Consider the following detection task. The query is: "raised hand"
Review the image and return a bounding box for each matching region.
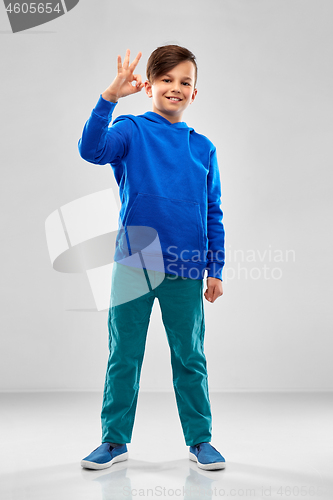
[102,49,144,102]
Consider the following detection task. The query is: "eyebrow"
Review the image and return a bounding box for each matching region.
[163,74,193,81]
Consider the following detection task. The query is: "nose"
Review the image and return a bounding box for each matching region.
[171,82,181,93]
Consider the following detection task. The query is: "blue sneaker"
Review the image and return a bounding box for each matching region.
[81,443,128,470]
[189,442,226,470]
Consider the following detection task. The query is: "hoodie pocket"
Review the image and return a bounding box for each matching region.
[124,192,205,260]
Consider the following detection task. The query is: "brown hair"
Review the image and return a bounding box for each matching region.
[146,44,198,88]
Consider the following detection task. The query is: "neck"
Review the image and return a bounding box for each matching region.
[151,106,183,124]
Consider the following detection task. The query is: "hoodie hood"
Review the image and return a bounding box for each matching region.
[138,111,194,131]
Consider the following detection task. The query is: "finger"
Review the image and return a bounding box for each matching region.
[128,78,143,94]
[132,83,144,93]
[212,288,219,303]
[123,48,130,69]
[117,54,122,73]
[129,51,142,73]
[205,285,215,302]
[130,52,142,71]
[133,74,142,86]
[134,82,144,92]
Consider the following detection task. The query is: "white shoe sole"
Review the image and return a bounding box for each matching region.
[189,451,226,470]
[81,451,129,470]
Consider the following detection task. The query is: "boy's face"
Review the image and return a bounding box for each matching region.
[144,61,197,124]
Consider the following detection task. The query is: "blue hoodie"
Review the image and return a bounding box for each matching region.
[78,95,225,281]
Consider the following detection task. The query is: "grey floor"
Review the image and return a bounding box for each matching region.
[0,392,332,500]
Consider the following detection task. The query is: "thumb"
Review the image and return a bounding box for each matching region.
[132,74,144,91]
[204,288,213,302]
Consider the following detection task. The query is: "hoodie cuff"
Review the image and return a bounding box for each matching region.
[92,94,118,121]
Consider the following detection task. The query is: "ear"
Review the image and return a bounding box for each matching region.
[190,88,198,104]
[144,80,153,98]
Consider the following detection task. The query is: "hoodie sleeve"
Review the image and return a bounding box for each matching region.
[206,147,225,281]
[78,95,133,165]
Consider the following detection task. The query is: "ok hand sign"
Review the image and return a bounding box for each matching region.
[102,49,144,102]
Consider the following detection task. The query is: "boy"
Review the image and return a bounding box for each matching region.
[78,45,226,471]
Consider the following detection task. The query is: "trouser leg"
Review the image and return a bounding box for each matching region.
[101,262,155,444]
[155,273,212,446]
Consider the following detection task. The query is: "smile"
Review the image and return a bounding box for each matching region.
[166,97,182,101]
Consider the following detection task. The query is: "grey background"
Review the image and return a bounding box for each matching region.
[1,0,332,392]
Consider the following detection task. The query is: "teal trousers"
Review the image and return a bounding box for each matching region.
[101,261,212,446]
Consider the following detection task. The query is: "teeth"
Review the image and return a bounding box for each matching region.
[168,98,180,101]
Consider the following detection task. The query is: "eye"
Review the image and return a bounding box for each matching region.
[162,79,190,85]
